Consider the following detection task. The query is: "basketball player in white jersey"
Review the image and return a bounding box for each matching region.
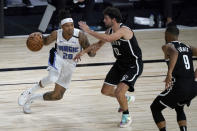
[18,15,96,114]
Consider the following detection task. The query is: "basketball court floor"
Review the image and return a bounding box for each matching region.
[0,28,196,131]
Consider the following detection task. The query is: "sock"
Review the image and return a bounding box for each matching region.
[123,110,129,114]
[30,93,44,101]
[29,83,41,93]
[180,126,187,131]
[160,127,166,131]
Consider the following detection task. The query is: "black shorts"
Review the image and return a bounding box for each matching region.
[104,60,143,92]
[153,78,197,109]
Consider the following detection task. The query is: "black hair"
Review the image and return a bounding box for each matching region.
[103,7,122,23]
[166,26,179,36]
[58,9,72,23]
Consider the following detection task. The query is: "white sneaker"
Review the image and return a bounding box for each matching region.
[23,100,32,114]
[118,96,135,112]
[119,114,132,128]
[18,89,32,106]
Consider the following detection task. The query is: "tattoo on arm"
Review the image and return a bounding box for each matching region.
[43,30,57,46]
[79,31,96,57]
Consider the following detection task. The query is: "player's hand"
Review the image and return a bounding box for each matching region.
[29,32,43,39]
[73,51,85,62]
[78,21,90,33]
[164,73,172,89]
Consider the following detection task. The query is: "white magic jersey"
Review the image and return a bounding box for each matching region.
[46,28,81,89]
[56,28,81,65]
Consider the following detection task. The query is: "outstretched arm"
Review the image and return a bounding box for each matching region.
[73,40,105,62]
[162,44,178,89]
[78,21,127,42]
[78,31,96,57]
[29,31,57,46]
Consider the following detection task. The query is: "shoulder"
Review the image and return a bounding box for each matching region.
[119,24,133,36]
[119,25,133,40]
[73,28,80,37]
[162,43,174,51]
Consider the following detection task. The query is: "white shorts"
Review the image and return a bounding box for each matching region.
[47,53,76,89]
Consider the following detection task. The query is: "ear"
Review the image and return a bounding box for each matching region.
[112,18,117,23]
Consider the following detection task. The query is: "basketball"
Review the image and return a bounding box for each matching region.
[26,34,44,52]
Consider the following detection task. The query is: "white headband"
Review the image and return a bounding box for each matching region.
[61,18,73,25]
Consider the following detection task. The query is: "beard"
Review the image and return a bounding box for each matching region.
[105,22,113,28]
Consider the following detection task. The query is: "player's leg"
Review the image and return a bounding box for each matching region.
[23,83,66,114]
[18,75,53,106]
[150,96,166,131]
[117,63,142,128]
[29,83,66,102]
[101,83,116,97]
[175,105,187,131]
[115,82,132,128]
[101,62,120,97]
[43,83,66,100]
[115,83,129,112]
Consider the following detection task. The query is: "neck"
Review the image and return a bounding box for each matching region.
[171,38,178,42]
[112,22,121,32]
[62,31,72,40]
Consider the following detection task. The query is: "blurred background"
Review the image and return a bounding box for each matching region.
[1,0,197,36]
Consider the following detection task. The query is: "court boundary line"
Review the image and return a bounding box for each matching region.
[0,58,196,72]
[0,75,166,86]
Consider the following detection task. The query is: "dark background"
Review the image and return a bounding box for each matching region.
[2,0,197,36]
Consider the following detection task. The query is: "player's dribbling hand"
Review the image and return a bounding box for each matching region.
[78,21,90,33]
[164,73,172,89]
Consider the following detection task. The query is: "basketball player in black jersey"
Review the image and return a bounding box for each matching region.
[150,26,197,131]
[74,7,143,128]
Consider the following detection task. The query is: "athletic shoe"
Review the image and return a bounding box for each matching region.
[23,100,32,114]
[119,114,132,128]
[18,89,32,106]
[118,95,135,112]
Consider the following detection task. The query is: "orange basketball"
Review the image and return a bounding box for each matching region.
[26,35,43,52]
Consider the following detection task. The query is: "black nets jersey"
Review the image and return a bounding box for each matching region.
[168,41,194,78]
[108,24,142,65]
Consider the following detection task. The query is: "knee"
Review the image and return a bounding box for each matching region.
[101,87,110,96]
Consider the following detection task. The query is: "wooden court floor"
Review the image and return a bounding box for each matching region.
[0,28,197,131]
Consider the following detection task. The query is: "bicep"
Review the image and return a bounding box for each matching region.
[79,32,90,49]
[167,45,178,56]
[106,29,125,42]
[162,45,169,59]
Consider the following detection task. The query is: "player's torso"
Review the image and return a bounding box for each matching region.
[109,24,142,65]
[56,28,81,64]
[170,41,194,78]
